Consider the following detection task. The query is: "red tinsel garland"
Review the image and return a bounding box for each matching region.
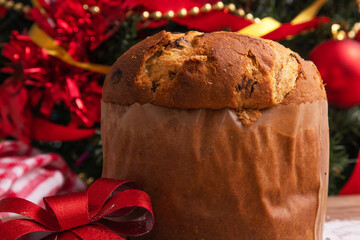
[31,0,128,54]
[0,31,102,142]
[0,0,123,142]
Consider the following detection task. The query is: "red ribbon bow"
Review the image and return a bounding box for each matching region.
[0,178,154,240]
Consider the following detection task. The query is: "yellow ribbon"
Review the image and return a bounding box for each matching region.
[238,17,281,37]
[238,0,327,37]
[291,0,327,24]
[29,24,111,74]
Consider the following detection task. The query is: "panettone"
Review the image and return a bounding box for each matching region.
[101,31,329,240]
[102,31,325,109]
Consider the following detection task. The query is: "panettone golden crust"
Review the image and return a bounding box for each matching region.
[102,31,326,110]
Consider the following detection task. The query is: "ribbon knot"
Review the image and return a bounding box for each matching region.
[44,192,89,231]
[0,178,154,240]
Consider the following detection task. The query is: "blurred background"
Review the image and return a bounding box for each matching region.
[0,0,359,199]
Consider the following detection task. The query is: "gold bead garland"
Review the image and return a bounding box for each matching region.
[82,3,101,13]
[89,6,100,14]
[13,2,23,12]
[235,8,245,17]
[141,11,150,20]
[349,22,360,38]
[151,11,162,20]
[226,3,236,12]
[246,13,254,21]
[83,4,89,10]
[139,1,258,23]
[0,0,357,35]
[0,0,31,14]
[0,0,259,24]
[212,1,224,11]
[331,1,360,40]
[0,0,102,15]
[177,8,187,18]
[164,10,175,19]
[4,0,14,9]
[201,3,212,12]
[332,22,360,40]
[189,6,200,16]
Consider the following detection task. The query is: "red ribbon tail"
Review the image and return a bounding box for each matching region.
[71,224,126,240]
[0,219,55,240]
[262,17,330,41]
[31,118,95,141]
[0,197,59,229]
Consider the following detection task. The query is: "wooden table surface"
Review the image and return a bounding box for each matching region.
[326,195,360,221]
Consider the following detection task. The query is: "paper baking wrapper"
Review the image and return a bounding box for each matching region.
[101,100,329,240]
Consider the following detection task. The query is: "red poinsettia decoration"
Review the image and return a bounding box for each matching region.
[31,0,128,56]
[0,0,129,142]
[0,31,102,142]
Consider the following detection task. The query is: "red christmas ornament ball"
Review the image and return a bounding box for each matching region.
[309,39,360,108]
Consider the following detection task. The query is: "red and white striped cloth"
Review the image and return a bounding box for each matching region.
[0,141,86,219]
